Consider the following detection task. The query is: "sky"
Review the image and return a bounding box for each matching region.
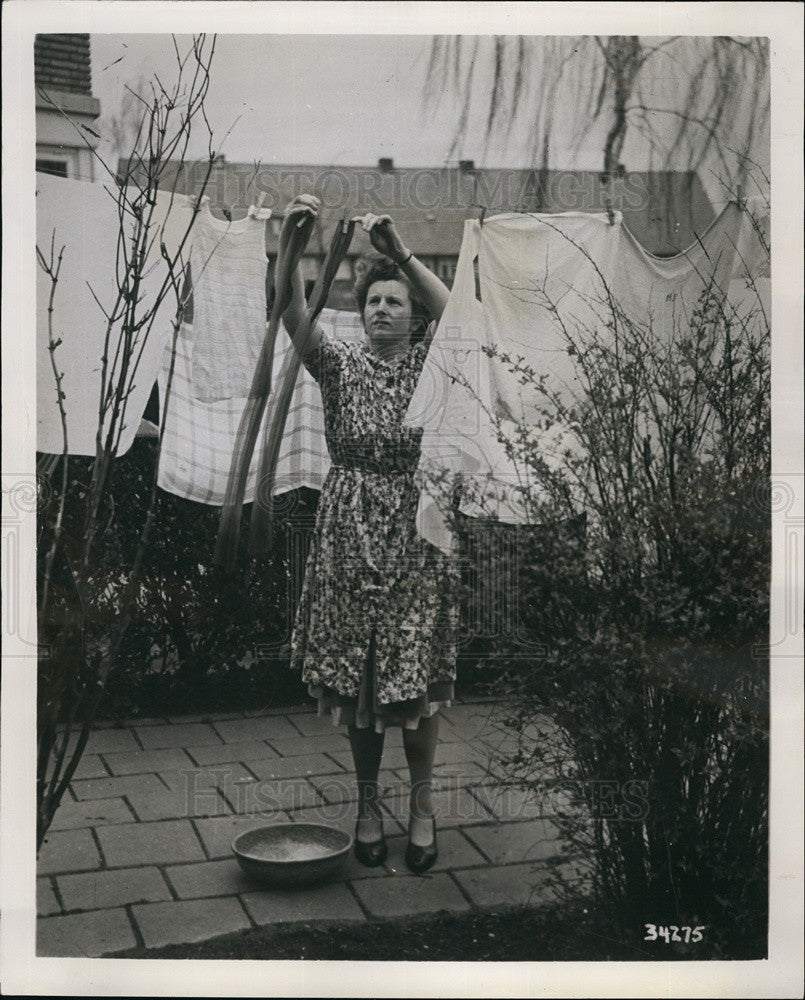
[87,32,770,213]
[90,34,486,168]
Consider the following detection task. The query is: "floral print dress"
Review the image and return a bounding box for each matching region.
[290,327,459,731]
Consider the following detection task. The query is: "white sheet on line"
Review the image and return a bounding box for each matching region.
[406,204,769,553]
[36,174,192,456]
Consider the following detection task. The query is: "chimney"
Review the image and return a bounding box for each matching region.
[378,157,394,173]
[459,159,475,173]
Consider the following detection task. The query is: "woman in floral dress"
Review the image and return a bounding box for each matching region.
[279,194,458,873]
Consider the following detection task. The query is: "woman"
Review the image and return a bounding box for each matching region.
[277,194,458,874]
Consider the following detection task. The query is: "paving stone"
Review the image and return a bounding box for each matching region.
[439,705,513,744]
[62,728,140,756]
[213,716,300,744]
[53,754,109,781]
[165,858,254,899]
[157,761,256,800]
[37,879,61,916]
[247,752,346,782]
[351,871,470,919]
[193,811,293,859]
[267,733,350,758]
[102,747,195,776]
[241,881,365,927]
[327,744,409,772]
[486,721,565,760]
[57,866,171,912]
[473,783,553,822]
[185,740,278,767]
[380,785,496,828]
[292,800,405,838]
[85,729,140,755]
[38,828,102,875]
[96,819,205,868]
[135,722,223,750]
[452,861,561,908]
[309,769,401,806]
[226,776,322,814]
[49,796,135,831]
[125,786,232,823]
[284,712,345,737]
[431,761,497,787]
[70,772,166,802]
[461,818,564,865]
[37,907,136,957]
[433,740,491,767]
[132,896,250,949]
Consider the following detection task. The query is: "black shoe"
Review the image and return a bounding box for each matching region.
[405,815,438,874]
[353,819,387,867]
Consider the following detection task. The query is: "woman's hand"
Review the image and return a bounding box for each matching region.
[280,194,320,253]
[361,213,410,264]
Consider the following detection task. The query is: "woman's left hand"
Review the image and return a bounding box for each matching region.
[361,213,410,265]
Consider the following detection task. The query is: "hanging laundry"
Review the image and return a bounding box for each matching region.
[610,201,750,338]
[722,196,770,337]
[189,197,271,402]
[145,189,199,271]
[36,172,177,457]
[405,203,768,553]
[157,309,363,506]
[477,211,622,424]
[406,220,570,554]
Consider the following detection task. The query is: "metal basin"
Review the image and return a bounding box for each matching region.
[232,823,352,888]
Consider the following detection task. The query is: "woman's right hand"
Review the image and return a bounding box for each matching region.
[279,194,320,252]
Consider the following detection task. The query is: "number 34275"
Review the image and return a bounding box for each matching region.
[644,924,705,943]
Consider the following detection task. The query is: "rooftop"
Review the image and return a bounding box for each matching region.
[127,158,716,259]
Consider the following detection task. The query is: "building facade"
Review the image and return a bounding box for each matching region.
[35,33,100,181]
[140,157,715,309]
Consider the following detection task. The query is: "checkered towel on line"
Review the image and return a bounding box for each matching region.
[157,309,365,505]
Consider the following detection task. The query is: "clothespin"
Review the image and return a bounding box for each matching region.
[605,197,616,226]
[248,190,271,220]
[471,203,487,227]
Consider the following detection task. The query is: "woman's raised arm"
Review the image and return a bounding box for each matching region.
[362,214,450,326]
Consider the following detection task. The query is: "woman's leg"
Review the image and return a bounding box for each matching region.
[348,724,385,841]
[402,714,439,846]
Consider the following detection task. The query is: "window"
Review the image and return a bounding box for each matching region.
[36,158,69,178]
[435,258,457,282]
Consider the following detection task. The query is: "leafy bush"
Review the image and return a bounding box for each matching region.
[435,253,770,956]
[39,441,323,722]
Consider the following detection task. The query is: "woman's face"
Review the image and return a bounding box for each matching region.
[362,279,413,346]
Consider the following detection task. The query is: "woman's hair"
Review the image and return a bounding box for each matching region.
[353,253,431,344]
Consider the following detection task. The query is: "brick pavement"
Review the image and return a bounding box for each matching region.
[36,699,586,957]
